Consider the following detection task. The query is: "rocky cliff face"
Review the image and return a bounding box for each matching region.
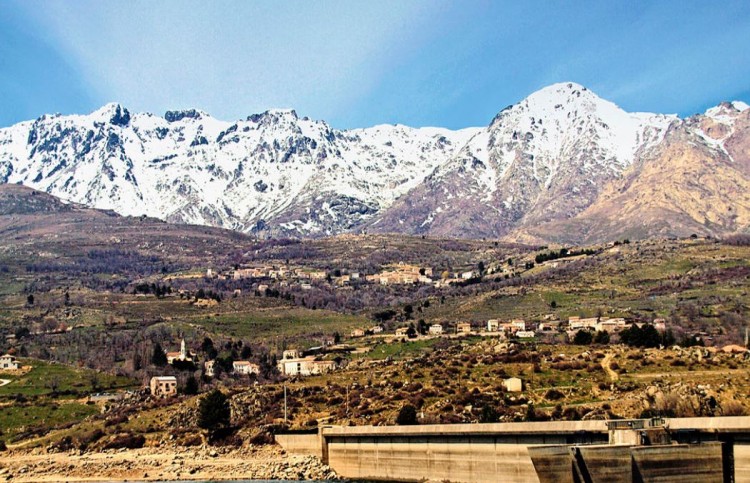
[1,84,748,243]
[510,101,750,244]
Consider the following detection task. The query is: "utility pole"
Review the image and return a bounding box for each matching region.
[346,385,350,417]
[284,385,287,423]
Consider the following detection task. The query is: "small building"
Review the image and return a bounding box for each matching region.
[429,324,444,335]
[461,271,476,280]
[351,328,366,338]
[204,360,215,377]
[150,376,177,397]
[515,330,535,339]
[539,320,562,332]
[395,327,409,337]
[233,360,260,375]
[282,349,302,360]
[0,354,18,370]
[258,284,269,293]
[596,318,627,333]
[511,319,527,331]
[569,317,598,330]
[503,377,523,393]
[371,326,384,334]
[457,322,472,334]
[487,319,500,332]
[277,357,337,376]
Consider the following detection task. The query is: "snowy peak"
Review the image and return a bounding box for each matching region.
[92,102,132,126]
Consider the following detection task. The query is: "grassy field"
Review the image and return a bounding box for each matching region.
[195,307,368,343]
[0,359,136,398]
[0,401,98,440]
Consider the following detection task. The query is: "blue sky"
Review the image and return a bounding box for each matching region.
[2,1,749,129]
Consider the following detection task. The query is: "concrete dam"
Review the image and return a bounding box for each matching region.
[275,416,750,482]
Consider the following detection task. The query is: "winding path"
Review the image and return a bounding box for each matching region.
[601,353,619,382]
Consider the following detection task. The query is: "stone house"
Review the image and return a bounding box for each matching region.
[150,376,177,397]
[456,322,472,334]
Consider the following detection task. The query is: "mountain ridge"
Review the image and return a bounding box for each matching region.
[1,82,748,243]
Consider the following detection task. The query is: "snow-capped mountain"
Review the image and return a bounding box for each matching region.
[1,82,749,242]
[367,82,676,237]
[0,104,477,236]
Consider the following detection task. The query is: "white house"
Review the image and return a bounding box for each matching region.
[277,357,336,376]
[429,324,443,335]
[0,354,18,370]
[511,319,527,331]
[515,330,535,339]
[461,271,475,280]
[503,377,523,393]
[204,360,215,377]
[487,319,500,332]
[233,360,260,375]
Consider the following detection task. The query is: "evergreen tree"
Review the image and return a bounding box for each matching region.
[151,342,167,366]
[184,375,199,395]
[198,389,231,429]
[573,330,593,345]
[594,331,610,344]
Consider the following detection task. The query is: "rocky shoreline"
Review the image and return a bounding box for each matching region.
[0,445,338,482]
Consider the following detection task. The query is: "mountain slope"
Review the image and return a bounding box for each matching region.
[510,101,750,244]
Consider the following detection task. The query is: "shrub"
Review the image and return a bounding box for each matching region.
[77,429,105,450]
[722,400,748,416]
[396,404,418,425]
[103,434,145,450]
[248,429,274,445]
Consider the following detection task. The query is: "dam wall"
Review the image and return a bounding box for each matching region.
[275,417,750,482]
